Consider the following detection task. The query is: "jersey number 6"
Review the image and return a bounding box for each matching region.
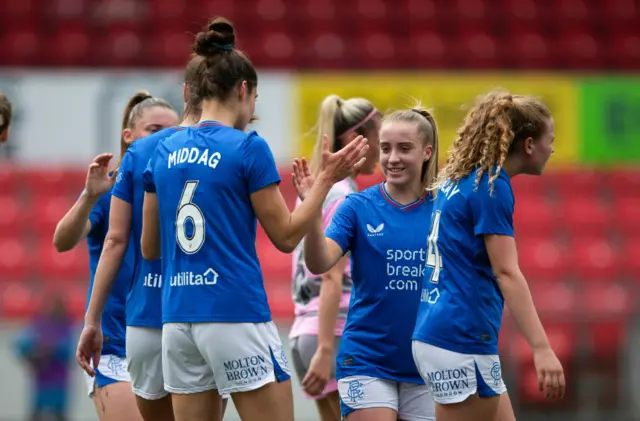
[176,180,205,254]
[426,211,443,284]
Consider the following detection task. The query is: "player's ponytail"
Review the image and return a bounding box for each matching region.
[310,94,378,174]
[183,54,205,121]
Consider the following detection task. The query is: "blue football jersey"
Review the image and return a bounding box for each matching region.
[143,121,281,323]
[112,126,182,328]
[326,183,432,384]
[413,168,515,355]
[86,189,136,356]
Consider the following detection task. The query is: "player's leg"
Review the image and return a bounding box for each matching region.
[412,341,506,421]
[290,335,341,421]
[338,376,399,421]
[126,326,174,421]
[397,382,435,421]
[205,322,293,421]
[162,322,224,421]
[84,354,143,421]
[494,391,516,421]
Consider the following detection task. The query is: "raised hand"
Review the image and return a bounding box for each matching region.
[318,134,368,184]
[292,157,314,201]
[85,153,116,198]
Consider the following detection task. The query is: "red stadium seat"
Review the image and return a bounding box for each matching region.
[0,24,41,66]
[453,31,502,69]
[0,237,31,283]
[504,31,552,70]
[27,195,75,238]
[612,197,640,238]
[35,241,89,283]
[0,165,19,196]
[265,280,294,322]
[0,283,40,320]
[0,196,25,238]
[607,30,640,71]
[22,168,83,197]
[48,23,91,66]
[570,237,622,283]
[559,198,608,239]
[306,32,348,69]
[601,0,638,30]
[187,0,238,26]
[353,32,398,69]
[97,24,144,67]
[555,0,591,28]
[510,175,549,199]
[513,320,577,362]
[148,30,193,67]
[501,0,541,27]
[549,169,605,200]
[607,170,640,200]
[513,197,558,239]
[557,30,601,70]
[529,280,576,320]
[256,226,291,285]
[409,30,449,69]
[621,241,640,281]
[518,237,568,282]
[580,282,633,359]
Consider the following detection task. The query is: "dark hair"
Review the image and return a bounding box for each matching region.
[192,17,258,101]
[184,54,204,119]
[0,93,12,134]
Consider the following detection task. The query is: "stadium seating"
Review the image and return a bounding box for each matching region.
[0,0,637,68]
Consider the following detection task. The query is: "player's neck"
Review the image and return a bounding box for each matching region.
[502,156,521,178]
[180,115,199,127]
[200,101,238,128]
[384,181,424,205]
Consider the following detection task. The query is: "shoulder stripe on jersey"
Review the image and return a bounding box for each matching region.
[378,183,426,211]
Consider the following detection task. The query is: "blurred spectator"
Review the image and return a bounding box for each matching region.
[13,295,75,421]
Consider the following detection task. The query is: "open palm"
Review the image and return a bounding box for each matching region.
[85,153,116,198]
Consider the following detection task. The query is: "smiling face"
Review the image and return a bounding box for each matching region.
[380,121,432,189]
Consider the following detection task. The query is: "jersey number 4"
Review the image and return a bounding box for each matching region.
[176,180,205,254]
[426,211,443,284]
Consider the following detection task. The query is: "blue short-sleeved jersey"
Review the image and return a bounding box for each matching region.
[326,183,432,384]
[413,168,515,355]
[86,190,136,356]
[112,127,182,328]
[144,121,281,324]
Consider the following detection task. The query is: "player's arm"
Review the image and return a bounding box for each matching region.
[141,192,161,260]
[85,196,132,326]
[486,235,551,351]
[316,257,347,353]
[53,191,99,252]
[252,175,336,254]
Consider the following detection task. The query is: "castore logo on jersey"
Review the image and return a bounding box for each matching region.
[366,223,384,237]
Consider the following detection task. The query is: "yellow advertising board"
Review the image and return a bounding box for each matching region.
[294,73,579,166]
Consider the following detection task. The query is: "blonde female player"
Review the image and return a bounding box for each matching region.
[140,17,370,421]
[55,91,178,421]
[297,104,439,421]
[289,94,380,421]
[412,89,565,421]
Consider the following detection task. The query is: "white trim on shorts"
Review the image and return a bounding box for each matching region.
[412,340,507,404]
[83,354,130,397]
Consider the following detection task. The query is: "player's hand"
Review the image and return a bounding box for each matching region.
[85,153,117,198]
[292,157,314,201]
[318,134,368,183]
[533,346,565,399]
[302,347,332,397]
[76,323,103,377]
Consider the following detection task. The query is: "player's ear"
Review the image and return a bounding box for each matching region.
[523,136,535,156]
[122,128,134,145]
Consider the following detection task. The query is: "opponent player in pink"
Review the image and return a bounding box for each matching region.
[289,94,380,421]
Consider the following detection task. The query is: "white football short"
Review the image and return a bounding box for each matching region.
[412,340,507,404]
[126,326,168,400]
[162,321,290,396]
[338,375,435,420]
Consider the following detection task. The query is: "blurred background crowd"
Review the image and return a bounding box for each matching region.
[0,0,639,419]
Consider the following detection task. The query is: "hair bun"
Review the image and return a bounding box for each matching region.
[194,18,236,57]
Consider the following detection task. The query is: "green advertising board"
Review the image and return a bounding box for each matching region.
[580,78,640,165]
